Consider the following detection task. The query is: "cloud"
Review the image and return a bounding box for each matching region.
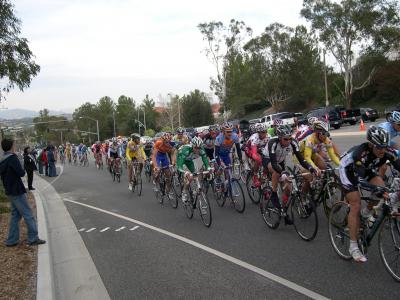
[7,0,305,110]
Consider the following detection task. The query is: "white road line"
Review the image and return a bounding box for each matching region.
[130,226,140,231]
[64,199,329,300]
[86,227,96,233]
[115,226,126,232]
[78,228,86,232]
[100,227,110,232]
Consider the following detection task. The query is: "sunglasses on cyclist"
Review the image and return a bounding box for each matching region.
[374,145,388,150]
[281,137,292,141]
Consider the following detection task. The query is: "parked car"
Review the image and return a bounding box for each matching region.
[333,105,361,125]
[306,107,342,129]
[260,112,296,127]
[249,118,261,124]
[360,108,379,122]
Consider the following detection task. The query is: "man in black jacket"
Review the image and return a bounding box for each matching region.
[23,146,37,190]
[0,138,45,247]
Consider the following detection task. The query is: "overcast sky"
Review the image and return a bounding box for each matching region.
[6,0,306,112]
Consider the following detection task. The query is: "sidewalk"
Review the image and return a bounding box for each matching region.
[33,171,110,300]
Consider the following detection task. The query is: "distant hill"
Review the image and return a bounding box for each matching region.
[0,109,72,120]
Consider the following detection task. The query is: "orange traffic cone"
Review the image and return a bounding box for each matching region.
[360,119,366,131]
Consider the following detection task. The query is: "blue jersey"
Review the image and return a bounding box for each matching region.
[378,122,400,147]
[215,132,240,156]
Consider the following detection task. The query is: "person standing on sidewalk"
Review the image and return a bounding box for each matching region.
[36,147,44,175]
[42,147,49,176]
[23,146,37,191]
[0,138,45,247]
[47,145,57,177]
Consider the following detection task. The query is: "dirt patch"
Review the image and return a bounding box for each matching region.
[0,192,37,300]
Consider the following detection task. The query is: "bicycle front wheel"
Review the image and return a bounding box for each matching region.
[291,194,318,241]
[328,201,352,260]
[323,182,343,219]
[198,193,212,227]
[229,179,246,213]
[259,186,280,229]
[168,185,178,209]
[136,175,143,196]
[379,216,400,282]
[246,172,261,204]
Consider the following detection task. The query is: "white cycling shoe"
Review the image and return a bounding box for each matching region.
[350,248,367,263]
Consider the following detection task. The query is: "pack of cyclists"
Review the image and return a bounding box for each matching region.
[50,110,400,265]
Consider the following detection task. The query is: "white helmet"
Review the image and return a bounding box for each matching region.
[313,120,329,133]
[257,123,267,132]
[308,117,319,126]
[191,136,203,148]
[389,111,400,124]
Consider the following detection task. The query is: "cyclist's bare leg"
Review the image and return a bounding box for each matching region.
[347,191,361,241]
[268,163,280,193]
[128,160,133,182]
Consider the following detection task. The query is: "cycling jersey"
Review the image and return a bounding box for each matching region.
[262,137,312,174]
[245,133,269,165]
[267,127,276,137]
[177,144,209,173]
[378,122,400,147]
[154,139,174,154]
[247,133,269,148]
[108,143,120,159]
[173,134,190,148]
[94,144,101,154]
[340,142,400,192]
[299,133,340,168]
[295,125,313,142]
[215,132,242,165]
[126,141,146,161]
[203,133,216,150]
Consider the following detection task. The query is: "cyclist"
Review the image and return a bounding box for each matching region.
[215,121,243,169]
[299,120,340,194]
[80,144,88,165]
[77,143,83,161]
[339,126,400,262]
[108,140,120,173]
[173,127,190,149]
[71,144,77,163]
[203,125,219,161]
[244,123,269,188]
[93,141,102,166]
[65,142,71,163]
[177,137,211,203]
[267,119,283,137]
[126,133,147,191]
[378,111,400,155]
[151,132,176,194]
[295,117,318,142]
[58,145,65,163]
[143,140,153,159]
[262,124,316,224]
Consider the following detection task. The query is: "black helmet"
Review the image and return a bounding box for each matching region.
[367,126,389,147]
[276,125,292,138]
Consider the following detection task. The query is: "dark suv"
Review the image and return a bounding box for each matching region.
[306,107,343,129]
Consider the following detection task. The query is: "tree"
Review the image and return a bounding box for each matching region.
[34,109,72,145]
[141,94,159,131]
[198,19,252,118]
[301,0,400,108]
[115,95,136,135]
[0,0,40,100]
[181,90,214,127]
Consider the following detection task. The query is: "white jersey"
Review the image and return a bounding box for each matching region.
[248,133,269,148]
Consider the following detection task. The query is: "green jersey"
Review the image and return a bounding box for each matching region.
[177,144,209,173]
[267,127,276,137]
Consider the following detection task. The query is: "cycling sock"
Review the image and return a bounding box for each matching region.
[349,240,358,250]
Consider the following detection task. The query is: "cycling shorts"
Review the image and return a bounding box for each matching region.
[156,153,170,169]
[109,152,119,159]
[179,160,195,173]
[219,155,231,166]
[205,148,214,160]
[339,167,377,194]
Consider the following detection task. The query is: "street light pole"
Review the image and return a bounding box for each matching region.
[79,116,100,142]
[324,49,329,107]
[113,110,116,137]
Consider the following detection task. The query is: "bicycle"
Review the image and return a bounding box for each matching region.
[260,167,319,241]
[129,160,143,196]
[328,182,400,281]
[144,158,152,182]
[73,152,78,166]
[154,165,178,208]
[111,158,121,183]
[181,169,212,228]
[95,152,103,170]
[211,164,246,213]
[245,165,269,205]
[80,153,89,167]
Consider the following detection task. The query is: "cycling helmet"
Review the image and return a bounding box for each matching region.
[162,132,172,141]
[221,122,233,131]
[176,127,184,134]
[313,120,329,133]
[367,126,389,147]
[131,133,140,141]
[308,117,319,126]
[209,125,218,132]
[191,136,203,148]
[276,125,293,138]
[273,119,283,126]
[389,111,400,124]
[257,123,267,132]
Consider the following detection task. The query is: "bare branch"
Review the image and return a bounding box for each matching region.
[353,67,376,91]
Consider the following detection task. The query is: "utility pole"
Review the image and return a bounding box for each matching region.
[143,107,146,131]
[113,110,116,137]
[60,131,63,145]
[178,99,181,127]
[324,49,329,107]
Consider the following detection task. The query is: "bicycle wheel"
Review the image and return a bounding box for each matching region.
[229,179,246,213]
[233,159,241,180]
[213,177,225,207]
[158,179,165,204]
[291,194,318,241]
[136,175,143,196]
[379,216,400,282]
[198,193,212,227]
[259,186,281,229]
[172,173,182,197]
[328,201,352,260]
[167,185,178,209]
[246,172,261,204]
[183,190,194,219]
[323,182,343,219]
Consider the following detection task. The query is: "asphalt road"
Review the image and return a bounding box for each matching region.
[46,123,400,299]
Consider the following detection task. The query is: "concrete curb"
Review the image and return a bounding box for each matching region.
[33,188,55,300]
[33,172,110,300]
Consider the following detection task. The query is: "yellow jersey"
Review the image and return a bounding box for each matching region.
[299,133,340,168]
[126,141,146,161]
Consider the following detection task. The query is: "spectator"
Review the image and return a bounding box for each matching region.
[42,147,48,176]
[23,146,37,191]
[47,145,57,177]
[36,147,44,175]
[0,138,45,246]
